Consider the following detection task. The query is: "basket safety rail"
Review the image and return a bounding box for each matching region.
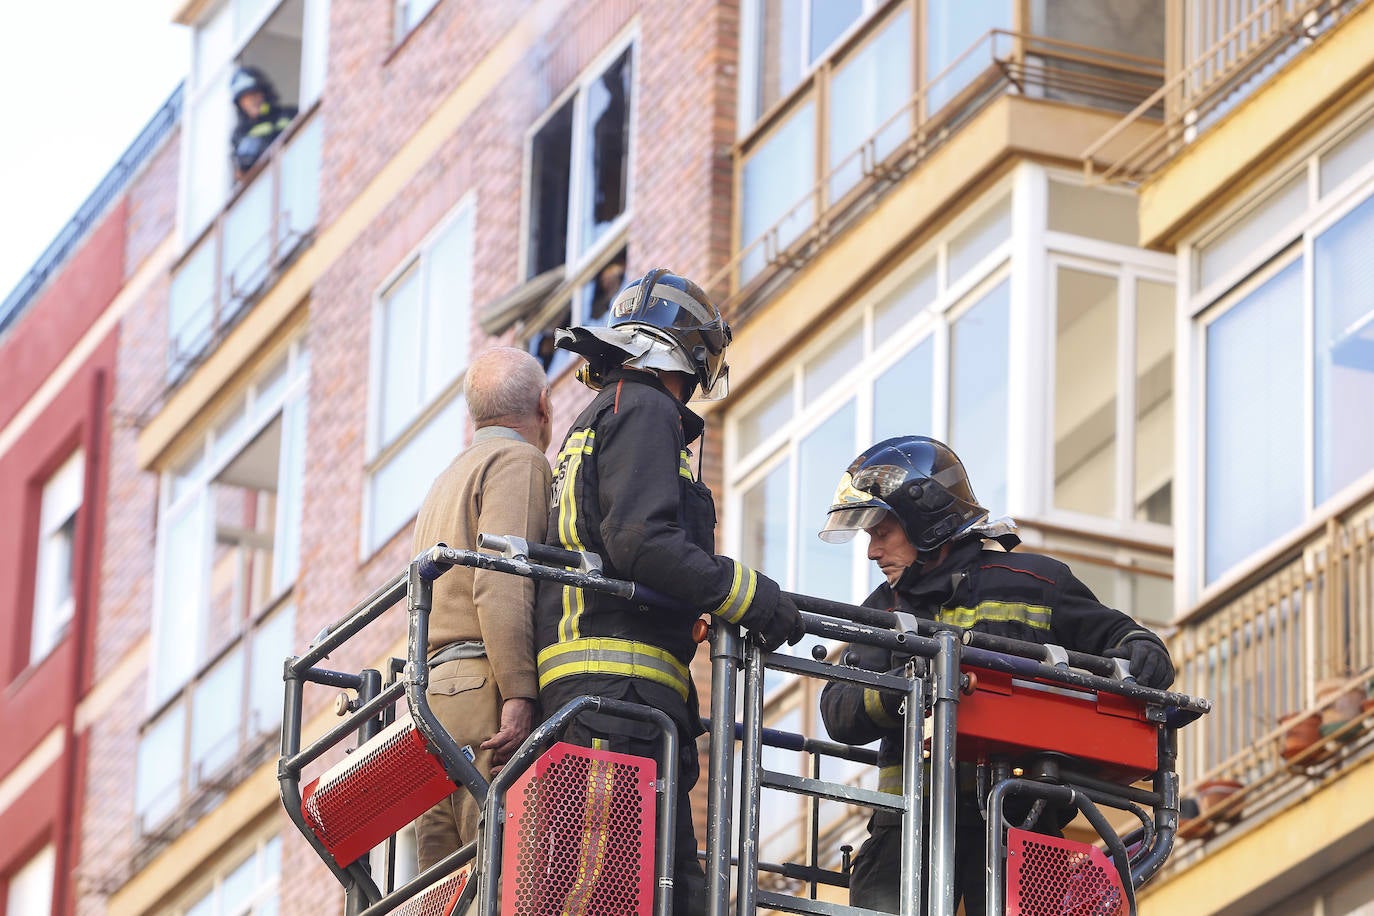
[279,537,1210,916]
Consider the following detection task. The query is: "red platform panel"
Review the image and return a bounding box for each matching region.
[956,667,1157,780]
[302,714,458,866]
[394,865,472,916]
[1005,828,1127,916]
[501,742,656,916]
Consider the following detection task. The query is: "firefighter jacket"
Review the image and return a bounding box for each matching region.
[231,102,297,174]
[819,536,1166,814]
[534,368,788,712]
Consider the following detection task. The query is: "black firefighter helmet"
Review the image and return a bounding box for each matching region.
[819,436,988,552]
[555,267,732,400]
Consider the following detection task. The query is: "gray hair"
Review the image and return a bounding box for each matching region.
[465,347,547,426]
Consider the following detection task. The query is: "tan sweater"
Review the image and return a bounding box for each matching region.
[412,429,552,701]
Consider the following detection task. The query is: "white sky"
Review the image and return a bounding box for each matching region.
[0,3,189,302]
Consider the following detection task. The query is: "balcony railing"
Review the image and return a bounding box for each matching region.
[166,107,323,385]
[709,25,1163,317]
[1083,0,1364,186]
[1162,490,1374,861]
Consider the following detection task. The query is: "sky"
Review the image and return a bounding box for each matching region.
[0,2,189,302]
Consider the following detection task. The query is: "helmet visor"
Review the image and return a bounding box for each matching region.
[818,505,891,543]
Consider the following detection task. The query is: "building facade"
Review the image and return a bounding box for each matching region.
[3,0,1372,914]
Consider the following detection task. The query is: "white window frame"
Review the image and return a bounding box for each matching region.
[1178,101,1374,604]
[362,195,476,557]
[518,30,638,286]
[178,0,329,244]
[5,844,55,916]
[30,449,84,666]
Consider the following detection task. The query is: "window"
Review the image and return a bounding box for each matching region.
[5,845,55,916]
[365,200,474,554]
[172,0,327,380]
[395,0,441,40]
[182,0,326,240]
[520,40,634,376]
[740,0,871,126]
[30,451,83,666]
[1051,268,1174,525]
[177,835,281,916]
[1192,115,1374,587]
[140,345,307,834]
[924,0,1011,113]
[524,43,633,281]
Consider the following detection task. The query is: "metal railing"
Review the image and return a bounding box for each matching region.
[0,83,184,339]
[1083,0,1365,186]
[710,27,1164,320]
[1161,490,1374,858]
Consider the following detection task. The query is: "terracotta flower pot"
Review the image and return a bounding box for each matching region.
[1316,678,1364,726]
[1279,712,1323,761]
[1195,779,1245,822]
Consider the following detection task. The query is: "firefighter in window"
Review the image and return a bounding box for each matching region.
[817,436,1174,914]
[535,268,804,916]
[230,66,297,180]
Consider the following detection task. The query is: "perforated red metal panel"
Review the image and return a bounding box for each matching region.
[1005,828,1127,916]
[302,714,458,866]
[394,866,472,916]
[501,741,656,916]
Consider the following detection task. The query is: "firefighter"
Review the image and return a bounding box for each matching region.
[229,66,297,179]
[817,436,1174,914]
[535,268,805,915]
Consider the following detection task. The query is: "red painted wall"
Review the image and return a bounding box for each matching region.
[0,198,127,431]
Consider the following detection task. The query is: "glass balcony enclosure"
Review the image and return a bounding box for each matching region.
[734,0,1165,287]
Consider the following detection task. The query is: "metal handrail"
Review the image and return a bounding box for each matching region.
[1082,0,1365,185]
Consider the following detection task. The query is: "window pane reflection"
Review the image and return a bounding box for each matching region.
[1313,195,1374,503]
[874,338,934,444]
[1054,268,1118,516]
[797,403,857,599]
[950,280,1010,514]
[1205,262,1303,583]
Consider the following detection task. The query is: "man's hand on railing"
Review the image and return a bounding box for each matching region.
[483,697,536,774]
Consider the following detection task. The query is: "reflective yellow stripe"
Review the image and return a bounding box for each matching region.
[678,449,693,480]
[939,601,1052,631]
[557,430,594,642]
[864,687,900,728]
[878,765,903,795]
[710,560,758,625]
[538,637,692,701]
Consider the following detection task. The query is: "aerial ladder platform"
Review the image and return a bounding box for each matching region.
[277,535,1210,916]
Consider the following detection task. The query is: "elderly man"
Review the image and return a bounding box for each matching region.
[818,435,1174,914]
[412,347,553,871]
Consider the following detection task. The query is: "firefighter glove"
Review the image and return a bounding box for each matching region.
[1106,634,1175,690]
[753,594,806,652]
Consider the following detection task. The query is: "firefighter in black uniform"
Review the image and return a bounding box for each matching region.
[817,436,1174,914]
[535,268,805,916]
[229,66,297,179]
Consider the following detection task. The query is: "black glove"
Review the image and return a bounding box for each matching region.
[752,594,806,652]
[1105,635,1175,690]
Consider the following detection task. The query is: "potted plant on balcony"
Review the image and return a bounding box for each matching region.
[1194,778,1245,823]
[1278,710,1323,762]
[1316,677,1366,744]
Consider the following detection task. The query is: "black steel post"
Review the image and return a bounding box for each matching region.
[706,622,741,916]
